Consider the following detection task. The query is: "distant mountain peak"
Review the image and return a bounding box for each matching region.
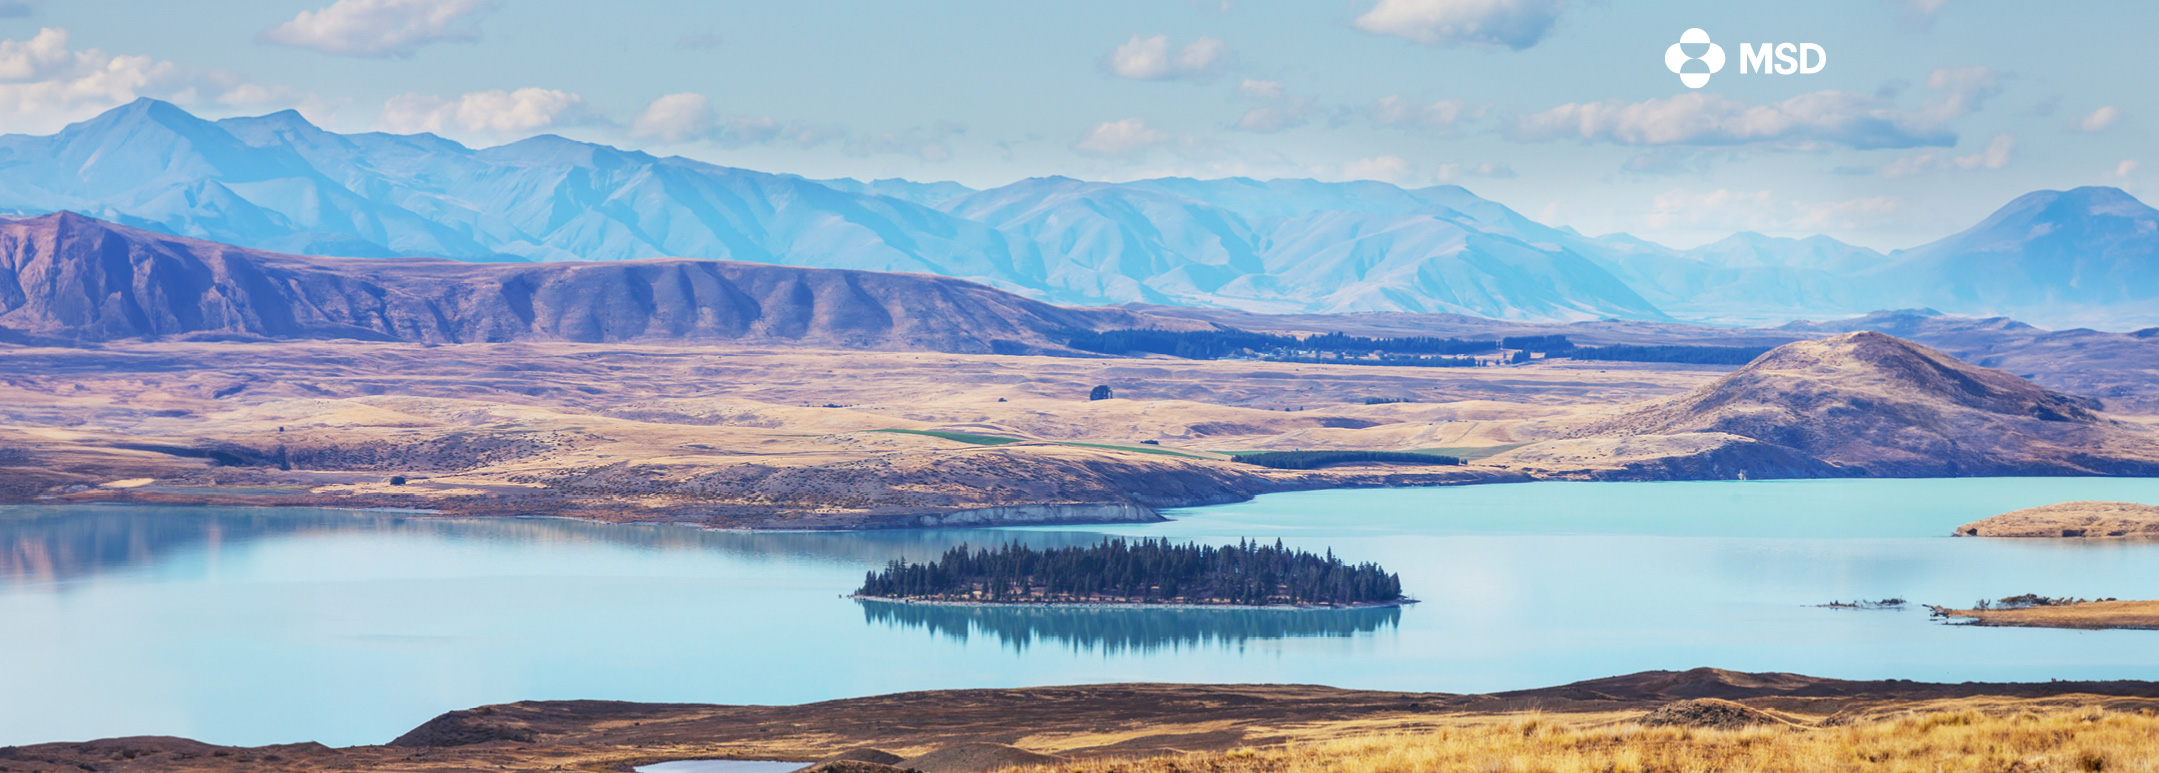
[220,108,321,132]
[480,133,658,166]
[1987,185,2156,222]
[1709,231,1781,246]
[60,97,216,137]
[2053,185,2139,202]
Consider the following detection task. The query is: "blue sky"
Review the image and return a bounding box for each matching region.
[1,0,2147,249]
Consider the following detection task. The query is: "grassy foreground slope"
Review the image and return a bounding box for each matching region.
[1021,709,2158,773]
[12,670,2159,772]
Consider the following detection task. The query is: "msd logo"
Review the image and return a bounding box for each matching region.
[1664,28,1827,88]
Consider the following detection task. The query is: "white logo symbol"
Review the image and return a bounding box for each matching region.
[1664,28,1724,89]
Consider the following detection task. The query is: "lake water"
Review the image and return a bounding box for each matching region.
[7,478,2159,748]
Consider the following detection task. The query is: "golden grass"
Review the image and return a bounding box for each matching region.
[1019,708,2159,773]
[1942,600,2159,630]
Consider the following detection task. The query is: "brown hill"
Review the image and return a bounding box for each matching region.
[1520,332,2159,477]
[1955,501,2159,538]
[0,212,1196,350]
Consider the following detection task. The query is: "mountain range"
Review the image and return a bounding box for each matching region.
[0,212,1189,350]
[2,99,2153,329]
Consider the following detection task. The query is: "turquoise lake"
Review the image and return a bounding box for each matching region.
[7,478,2159,747]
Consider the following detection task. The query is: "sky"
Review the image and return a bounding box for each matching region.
[0,0,2148,249]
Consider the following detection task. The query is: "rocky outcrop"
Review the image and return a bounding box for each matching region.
[1639,698,1793,728]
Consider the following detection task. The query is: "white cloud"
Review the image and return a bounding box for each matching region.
[1509,69,2003,150]
[1893,0,1956,31]
[630,92,713,143]
[377,87,587,136]
[1106,34,1230,81]
[260,0,496,59]
[2080,106,2122,133]
[1920,66,2004,122]
[627,92,956,161]
[722,116,843,147]
[1312,156,1512,186]
[1072,118,1174,159]
[2117,160,2139,179]
[628,103,838,148]
[1353,0,1566,50]
[1877,133,2014,178]
[0,27,301,133]
[209,80,342,122]
[1645,188,1910,234]
[1371,95,1477,136]
[1337,155,1414,184]
[1435,161,1515,182]
[1238,78,1283,99]
[1232,82,1341,133]
[1176,37,1229,74]
[1233,97,1320,133]
[843,121,966,163]
[1619,148,1724,176]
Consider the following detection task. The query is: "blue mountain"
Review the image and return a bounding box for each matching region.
[0,100,1671,321]
[939,175,1666,319]
[1876,186,2159,328]
[1,101,2151,327]
[0,99,1050,294]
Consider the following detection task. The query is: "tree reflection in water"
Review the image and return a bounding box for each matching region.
[858,598,1401,654]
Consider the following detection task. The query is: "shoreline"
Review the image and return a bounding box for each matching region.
[1932,599,2159,631]
[18,474,2159,534]
[15,469,1522,532]
[850,594,1416,610]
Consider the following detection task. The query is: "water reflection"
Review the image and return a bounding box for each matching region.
[0,504,1123,587]
[2,506,328,584]
[858,598,1402,654]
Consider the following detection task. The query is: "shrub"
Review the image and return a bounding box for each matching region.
[1232,450,1462,470]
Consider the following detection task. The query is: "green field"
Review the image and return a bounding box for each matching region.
[868,429,1023,445]
[1231,450,1463,470]
[872,429,1209,459]
[1056,441,1210,459]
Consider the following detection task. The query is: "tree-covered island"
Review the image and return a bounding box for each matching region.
[854,538,1409,607]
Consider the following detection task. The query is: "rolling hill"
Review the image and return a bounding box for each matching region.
[1498,332,2159,478]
